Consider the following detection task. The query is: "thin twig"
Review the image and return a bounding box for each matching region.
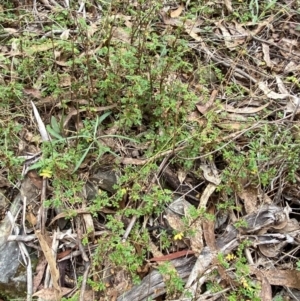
[79,262,91,301]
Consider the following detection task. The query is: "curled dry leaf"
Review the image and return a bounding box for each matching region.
[240,205,290,234]
[262,43,273,68]
[32,287,73,300]
[284,61,300,73]
[160,10,203,42]
[165,198,203,254]
[26,211,37,226]
[49,207,115,226]
[196,90,218,115]
[258,81,289,100]
[250,267,300,290]
[198,183,218,209]
[33,256,47,292]
[278,218,300,234]
[82,213,95,241]
[224,0,232,12]
[258,80,300,112]
[200,164,221,185]
[237,186,258,214]
[170,4,184,18]
[216,21,245,49]
[23,88,42,99]
[177,169,186,184]
[259,240,287,258]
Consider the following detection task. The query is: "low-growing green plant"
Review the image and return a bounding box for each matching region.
[296,260,300,271]
[216,241,260,301]
[157,261,185,296]
[2,0,300,300]
[0,120,24,182]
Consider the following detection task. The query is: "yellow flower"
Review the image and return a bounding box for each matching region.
[174,232,184,240]
[225,253,236,261]
[120,188,127,196]
[240,277,251,291]
[40,169,52,178]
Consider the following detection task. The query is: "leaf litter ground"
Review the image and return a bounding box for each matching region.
[1,1,300,300]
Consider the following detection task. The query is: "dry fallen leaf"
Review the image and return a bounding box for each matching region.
[198,183,218,209]
[238,186,258,214]
[251,268,272,301]
[82,213,95,241]
[49,207,115,226]
[188,217,203,256]
[35,230,61,300]
[4,27,19,35]
[27,170,43,189]
[177,170,186,184]
[23,88,42,99]
[26,211,37,226]
[60,29,70,40]
[33,256,47,292]
[59,74,71,87]
[112,27,131,44]
[221,102,270,114]
[259,240,286,258]
[87,22,98,38]
[170,4,184,18]
[32,287,72,300]
[196,90,218,115]
[216,21,238,49]
[262,43,273,68]
[224,0,233,12]
[200,164,221,185]
[250,267,300,290]
[203,205,216,251]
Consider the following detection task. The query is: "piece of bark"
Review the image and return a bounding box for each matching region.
[116,256,196,301]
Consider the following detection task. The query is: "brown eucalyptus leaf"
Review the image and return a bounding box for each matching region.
[250,268,300,290]
[35,230,61,299]
[170,4,184,18]
[262,43,273,67]
[259,241,287,258]
[224,0,232,12]
[238,186,258,214]
[222,102,270,114]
